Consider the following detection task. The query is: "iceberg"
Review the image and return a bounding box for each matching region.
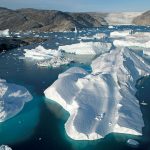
[58,42,112,55]
[0,29,10,37]
[24,45,61,60]
[0,79,32,122]
[44,47,150,140]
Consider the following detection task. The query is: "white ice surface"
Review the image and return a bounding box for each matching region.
[0,79,32,122]
[58,42,112,55]
[44,47,149,140]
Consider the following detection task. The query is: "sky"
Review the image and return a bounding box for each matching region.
[0,0,150,12]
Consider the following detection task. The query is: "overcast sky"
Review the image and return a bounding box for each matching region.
[0,0,149,12]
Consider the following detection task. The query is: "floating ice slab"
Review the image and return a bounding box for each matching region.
[0,79,32,122]
[24,45,61,60]
[44,47,150,140]
[0,29,10,37]
[59,42,112,55]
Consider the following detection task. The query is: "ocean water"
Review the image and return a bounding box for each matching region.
[0,26,150,150]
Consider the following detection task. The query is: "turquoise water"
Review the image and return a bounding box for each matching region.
[0,26,150,150]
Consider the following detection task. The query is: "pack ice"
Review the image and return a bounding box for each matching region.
[0,79,32,122]
[44,48,150,140]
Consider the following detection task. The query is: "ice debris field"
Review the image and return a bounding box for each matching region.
[0,27,150,141]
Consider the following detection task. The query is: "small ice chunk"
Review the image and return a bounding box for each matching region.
[140,101,148,106]
[0,29,10,37]
[0,145,12,150]
[127,139,139,147]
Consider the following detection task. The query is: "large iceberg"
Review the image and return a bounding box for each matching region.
[44,48,150,140]
[0,79,32,122]
[24,45,61,60]
[58,42,112,55]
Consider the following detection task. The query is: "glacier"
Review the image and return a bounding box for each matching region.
[0,79,32,122]
[44,47,150,140]
[58,42,112,55]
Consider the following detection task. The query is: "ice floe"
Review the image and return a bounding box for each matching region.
[0,79,32,122]
[44,47,150,140]
[58,42,112,55]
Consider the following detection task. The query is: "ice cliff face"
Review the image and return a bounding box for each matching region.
[44,47,150,140]
[0,79,32,122]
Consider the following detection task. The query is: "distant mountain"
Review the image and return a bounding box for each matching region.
[0,8,107,32]
[133,11,150,25]
[0,7,149,32]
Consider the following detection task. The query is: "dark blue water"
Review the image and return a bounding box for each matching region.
[0,26,150,150]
